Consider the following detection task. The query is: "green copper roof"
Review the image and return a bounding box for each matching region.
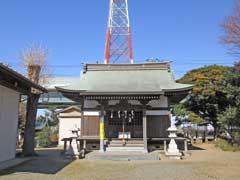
[56,63,193,95]
[42,76,80,90]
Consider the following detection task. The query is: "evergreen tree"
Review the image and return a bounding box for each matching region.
[218,65,240,143]
[177,65,230,137]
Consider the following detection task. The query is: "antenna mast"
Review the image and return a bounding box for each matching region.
[104,0,134,64]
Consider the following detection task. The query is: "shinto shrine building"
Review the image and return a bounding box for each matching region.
[56,62,193,152]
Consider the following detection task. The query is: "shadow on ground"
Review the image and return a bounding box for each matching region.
[188,144,206,150]
[0,149,75,176]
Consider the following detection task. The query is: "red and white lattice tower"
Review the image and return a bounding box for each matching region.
[104,0,134,64]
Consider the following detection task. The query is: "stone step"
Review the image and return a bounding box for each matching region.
[106,147,146,152]
[109,142,144,146]
[109,140,144,144]
[108,144,144,148]
[85,152,160,161]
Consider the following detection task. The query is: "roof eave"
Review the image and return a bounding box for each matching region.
[163,85,194,93]
[56,88,194,96]
[79,91,165,96]
[0,63,47,93]
[56,106,81,114]
[56,86,166,95]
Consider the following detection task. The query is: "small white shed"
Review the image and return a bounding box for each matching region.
[0,63,45,162]
[58,106,82,146]
[0,85,20,162]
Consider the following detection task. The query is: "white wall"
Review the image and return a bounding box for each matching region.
[83,111,100,116]
[58,114,81,146]
[0,85,19,162]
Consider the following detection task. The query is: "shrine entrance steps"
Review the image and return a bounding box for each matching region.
[85,151,160,161]
[106,139,145,152]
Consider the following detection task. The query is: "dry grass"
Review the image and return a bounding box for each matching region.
[1,144,240,180]
[215,139,240,152]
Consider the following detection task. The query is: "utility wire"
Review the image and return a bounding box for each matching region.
[1,59,235,77]
[1,62,235,68]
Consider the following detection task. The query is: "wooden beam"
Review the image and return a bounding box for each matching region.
[85,95,161,100]
[80,97,85,137]
[0,63,46,92]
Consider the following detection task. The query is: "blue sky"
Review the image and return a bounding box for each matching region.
[0,0,236,78]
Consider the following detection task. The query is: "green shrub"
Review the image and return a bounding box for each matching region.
[215,139,240,152]
[37,127,51,148]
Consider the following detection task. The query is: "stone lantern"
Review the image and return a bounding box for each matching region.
[165,113,182,159]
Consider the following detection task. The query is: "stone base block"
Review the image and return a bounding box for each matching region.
[165,152,182,160]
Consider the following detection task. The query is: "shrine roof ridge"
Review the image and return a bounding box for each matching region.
[83,62,170,73]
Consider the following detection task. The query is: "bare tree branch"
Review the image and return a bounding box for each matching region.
[20,43,51,84]
[222,0,240,58]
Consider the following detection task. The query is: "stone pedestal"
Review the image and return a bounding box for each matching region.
[65,129,80,157]
[65,138,80,157]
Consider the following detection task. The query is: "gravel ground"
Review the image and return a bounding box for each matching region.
[0,144,240,180]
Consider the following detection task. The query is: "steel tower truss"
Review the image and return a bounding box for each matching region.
[104,0,134,64]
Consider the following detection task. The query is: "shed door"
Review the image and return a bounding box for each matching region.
[82,116,100,137]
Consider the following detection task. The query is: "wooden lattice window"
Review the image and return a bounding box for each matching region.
[107,111,143,126]
[132,111,143,126]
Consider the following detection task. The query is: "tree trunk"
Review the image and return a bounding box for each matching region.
[212,121,218,140]
[230,126,234,145]
[23,94,40,156]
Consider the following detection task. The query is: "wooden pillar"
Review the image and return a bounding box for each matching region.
[184,139,188,153]
[83,139,87,156]
[80,97,85,137]
[143,105,148,152]
[63,140,67,154]
[100,105,105,152]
